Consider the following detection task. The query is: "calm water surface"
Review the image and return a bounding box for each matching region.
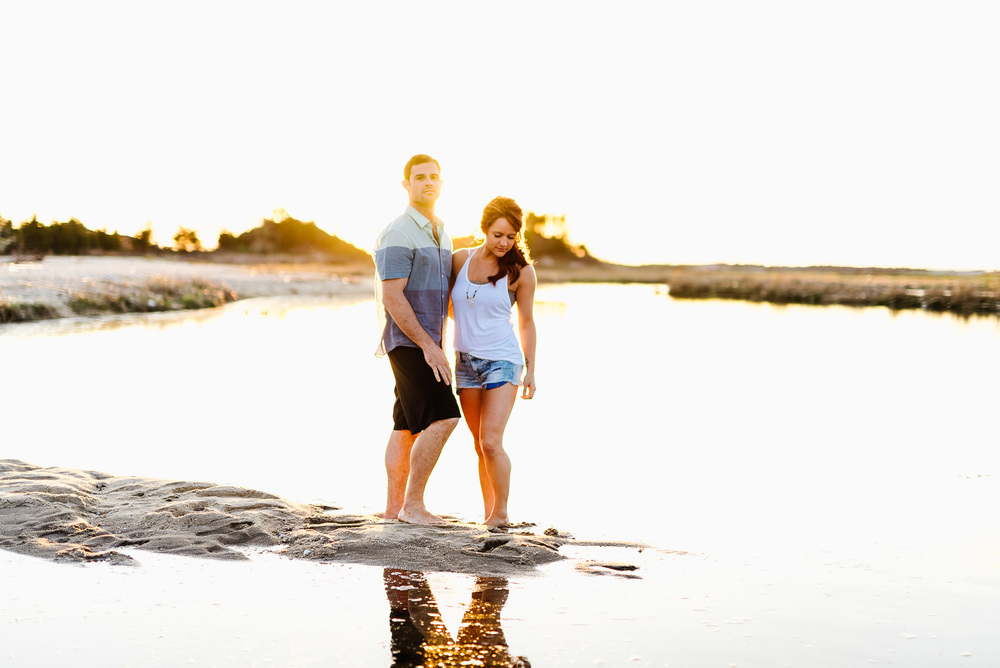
[2,285,998,666]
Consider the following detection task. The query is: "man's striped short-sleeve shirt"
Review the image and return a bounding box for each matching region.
[374,207,452,356]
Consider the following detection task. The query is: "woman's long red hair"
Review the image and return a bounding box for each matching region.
[480,196,532,286]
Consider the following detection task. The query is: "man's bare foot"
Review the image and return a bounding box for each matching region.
[398,508,447,525]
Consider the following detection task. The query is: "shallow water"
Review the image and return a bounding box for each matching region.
[2,285,998,666]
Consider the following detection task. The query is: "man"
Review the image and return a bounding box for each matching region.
[374,154,461,525]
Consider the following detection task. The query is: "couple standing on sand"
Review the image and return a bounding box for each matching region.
[374,154,537,528]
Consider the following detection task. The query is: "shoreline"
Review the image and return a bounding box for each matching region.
[539,261,1000,316]
[3,256,999,325]
[0,255,372,324]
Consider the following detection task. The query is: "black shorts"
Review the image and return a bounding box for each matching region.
[387,345,461,434]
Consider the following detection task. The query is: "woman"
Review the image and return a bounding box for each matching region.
[451,196,536,529]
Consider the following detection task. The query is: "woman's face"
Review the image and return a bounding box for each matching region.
[484,217,518,258]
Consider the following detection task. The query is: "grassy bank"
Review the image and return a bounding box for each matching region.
[539,262,1000,316]
[1,277,237,324]
[665,268,1000,315]
[0,302,61,324]
[65,277,238,316]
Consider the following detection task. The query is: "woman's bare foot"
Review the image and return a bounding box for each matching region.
[398,507,448,525]
[484,514,510,529]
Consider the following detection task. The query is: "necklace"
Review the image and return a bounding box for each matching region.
[465,283,480,307]
[465,249,494,307]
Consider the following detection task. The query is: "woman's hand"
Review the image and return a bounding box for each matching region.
[520,370,535,399]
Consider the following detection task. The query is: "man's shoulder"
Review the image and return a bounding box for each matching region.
[380,211,418,233]
[376,212,420,249]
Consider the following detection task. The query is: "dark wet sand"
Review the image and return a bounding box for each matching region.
[0,460,647,577]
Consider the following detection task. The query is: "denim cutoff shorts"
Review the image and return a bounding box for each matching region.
[455,352,523,393]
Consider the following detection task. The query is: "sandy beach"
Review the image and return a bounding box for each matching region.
[0,459,643,577]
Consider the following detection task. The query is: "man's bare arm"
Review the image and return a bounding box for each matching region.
[381,278,452,384]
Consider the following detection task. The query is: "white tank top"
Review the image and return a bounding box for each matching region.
[451,252,524,365]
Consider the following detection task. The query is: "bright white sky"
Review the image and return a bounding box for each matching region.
[2,1,998,269]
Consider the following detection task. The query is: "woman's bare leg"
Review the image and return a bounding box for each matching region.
[459,389,493,520]
[477,384,518,528]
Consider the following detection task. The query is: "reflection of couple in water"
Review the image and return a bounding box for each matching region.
[384,569,531,668]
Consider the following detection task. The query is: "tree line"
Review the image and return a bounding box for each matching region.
[0,215,156,256]
[1,210,595,263]
[0,211,368,261]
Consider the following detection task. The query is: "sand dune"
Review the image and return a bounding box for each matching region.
[0,460,645,576]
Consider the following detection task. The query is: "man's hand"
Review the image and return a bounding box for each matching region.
[382,278,450,383]
[423,345,452,385]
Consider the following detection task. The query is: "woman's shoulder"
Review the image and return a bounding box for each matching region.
[451,247,472,271]
[510,263,537,291]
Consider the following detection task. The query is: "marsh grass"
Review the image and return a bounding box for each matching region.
[66,278,237,316]
[538,263,1000,316]
[664,269,1000,315]
[1,277,238,324]
[0,301,60,324]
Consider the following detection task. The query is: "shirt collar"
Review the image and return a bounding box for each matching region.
[405,205,442,229]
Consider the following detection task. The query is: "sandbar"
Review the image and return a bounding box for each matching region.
[0,459,646,577]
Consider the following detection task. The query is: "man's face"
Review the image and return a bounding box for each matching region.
[403,162,442,206]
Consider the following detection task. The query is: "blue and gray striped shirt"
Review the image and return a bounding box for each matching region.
[374,206,452,356]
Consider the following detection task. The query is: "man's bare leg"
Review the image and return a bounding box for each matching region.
[398,417,459,525]
[384,430,416,519]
